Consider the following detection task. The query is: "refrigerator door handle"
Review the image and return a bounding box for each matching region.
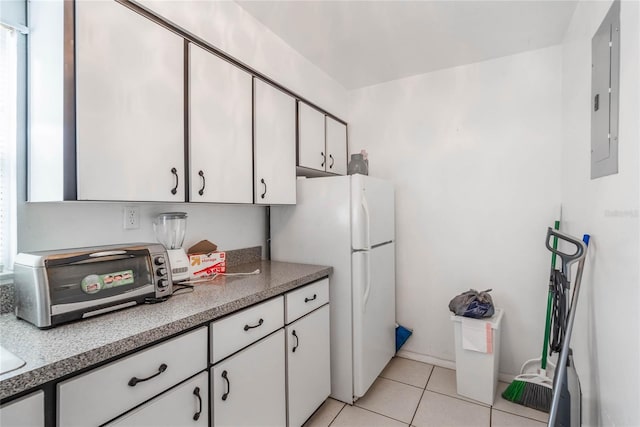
[362,250,372,309]
[361,193,371,250]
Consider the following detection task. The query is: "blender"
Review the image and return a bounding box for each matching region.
[153,212,190,282]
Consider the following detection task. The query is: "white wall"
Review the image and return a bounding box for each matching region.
[561,1,639,425]
[17,0,348,254]
[348,46,564,376]
[17,202,265,253]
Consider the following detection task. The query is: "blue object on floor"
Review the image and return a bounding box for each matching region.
[396,324,413,352]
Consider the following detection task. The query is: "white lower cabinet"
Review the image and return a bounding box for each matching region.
[211,330,286,427]
[107,372,208,427]
[286,306,331,426]
[0,390,44,427]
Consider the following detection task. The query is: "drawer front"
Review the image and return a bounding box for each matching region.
[0,391,44,427]
[58,327,207,427]
[285,278,329,324]
[211,296,284,364]
[107,372,208,427]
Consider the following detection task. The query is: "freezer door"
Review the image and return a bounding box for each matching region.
[351,175,395,250]
[352,242,396,399]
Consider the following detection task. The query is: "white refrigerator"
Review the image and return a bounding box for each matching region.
[270,174,395,404]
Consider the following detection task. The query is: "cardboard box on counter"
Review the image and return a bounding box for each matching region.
[188,240,226,278]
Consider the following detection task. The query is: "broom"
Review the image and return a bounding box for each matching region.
[501,220,560,412]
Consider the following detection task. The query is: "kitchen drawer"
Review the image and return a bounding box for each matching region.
[0,390,44,427]
[58,327,207,427]
[210,296,284,364]
[285,278,329,324]
[107,372,208,427]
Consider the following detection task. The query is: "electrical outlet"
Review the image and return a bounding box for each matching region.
[123,206,139,230]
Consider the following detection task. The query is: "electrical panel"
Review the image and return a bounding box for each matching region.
[591,0,620,179]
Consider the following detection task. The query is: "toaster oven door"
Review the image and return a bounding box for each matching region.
[45,249,156,319]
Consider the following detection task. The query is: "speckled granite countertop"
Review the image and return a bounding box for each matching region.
[0,260,331,400]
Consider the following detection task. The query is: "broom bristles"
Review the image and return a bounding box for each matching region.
[502,380,552,413]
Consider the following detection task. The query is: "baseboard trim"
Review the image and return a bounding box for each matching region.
[396,350,456,370]
[395,350,516,383]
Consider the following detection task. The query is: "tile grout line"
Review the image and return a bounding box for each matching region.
[409,365,435,426]
[378,375,427,391]
[409,386,428,426]
[490,403,493,427]
[351,404,414,425]
[423,388,490,408]
[327,402,347,427]
[491,407,550,424]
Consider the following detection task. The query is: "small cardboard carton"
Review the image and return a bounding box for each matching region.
[187,240,226,278]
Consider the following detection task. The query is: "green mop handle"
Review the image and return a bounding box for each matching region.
[541,220,560,370]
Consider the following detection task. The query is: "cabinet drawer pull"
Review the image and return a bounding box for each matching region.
[193,386,202,420]
[128,363,167,386]
[321,152,325,167]
[260,178,267,199]
[329,154,334,169]
[243,318,264,331]
[304,294,317,303]
[198,170,206,196]
[221,370,230,401]
[292,330,299,353]
[170,168,179,195]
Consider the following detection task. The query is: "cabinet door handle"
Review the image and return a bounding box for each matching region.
[128,363,167,386]
[198,170,206,196]
[329,154,334,169]
[244,318,264,331]
[193,386,202,420]
[221,370,230,401]
[304,294,317,303]
[321,152,325,167]
[260,178,267,199]
[170,168,179,195]
[292,330,299,353]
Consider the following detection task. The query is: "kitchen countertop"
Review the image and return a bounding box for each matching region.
[0,260,331,400]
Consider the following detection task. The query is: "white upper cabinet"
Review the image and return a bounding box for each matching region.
[189,44,253,203]
[298,102,326,171]
[254,79,297,205]
[298,101,348,176]
[75,0,185,201]
[326,117,348,175]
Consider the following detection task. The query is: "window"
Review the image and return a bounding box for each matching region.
[0,24,19,276]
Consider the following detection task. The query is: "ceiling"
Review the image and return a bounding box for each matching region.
[236,0,578,89]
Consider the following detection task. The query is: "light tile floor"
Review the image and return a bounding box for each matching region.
[304,357,549,427]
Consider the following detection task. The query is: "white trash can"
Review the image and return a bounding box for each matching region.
[451,308,504,405]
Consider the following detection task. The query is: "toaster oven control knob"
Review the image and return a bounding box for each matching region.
[154,256,165,266]
[156,268,167,276]
[157,279,169,289]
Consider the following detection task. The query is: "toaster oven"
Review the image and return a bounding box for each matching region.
[13,243,172,328]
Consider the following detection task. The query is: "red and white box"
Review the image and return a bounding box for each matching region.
[189,251,226,279]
